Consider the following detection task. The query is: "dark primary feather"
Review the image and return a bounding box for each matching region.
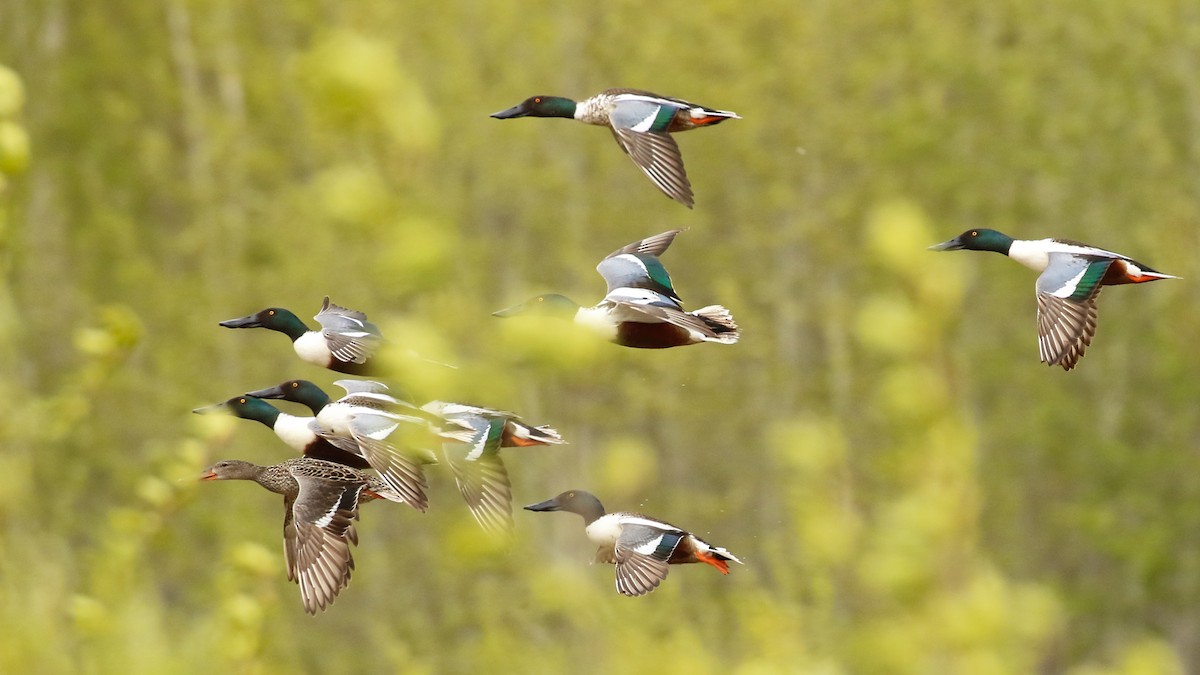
[609,127,693,208]
[1036,291,1099,371]
[603,229,683,260]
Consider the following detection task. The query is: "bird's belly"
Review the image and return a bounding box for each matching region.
[573,306,620,341]
[274,414,318,453]
[1007,242,1050,272]
[293,332,333,367]
[615,322,694,349]
[585,515,623,547]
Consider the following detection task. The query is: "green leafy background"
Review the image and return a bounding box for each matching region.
[0,1,1197,673]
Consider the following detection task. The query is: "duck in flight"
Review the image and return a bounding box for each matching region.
[493,229,739,349]
[200,457,406,614]
[930,228,1177,370]
[219,297,382,375]
[491,89,739,208]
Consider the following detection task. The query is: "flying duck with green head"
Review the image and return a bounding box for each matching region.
[249,380,565,535]
[930,228,1177,370]
[303,380,480,513]
[493,229,739,349]
[219,297,382,374]
[491,89,739,208]
[193,393,368,469]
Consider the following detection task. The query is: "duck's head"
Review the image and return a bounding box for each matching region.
[219,307,309,338]
[490,95,577,120]
[245,379,331,415]
[525,489,605,522]
[929,228,1014,254]
[200,459,261,481]
[492,293,580,319]
[193,395,281,426]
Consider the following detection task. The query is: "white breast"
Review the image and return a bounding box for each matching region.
[573,305,619,341]
[574,97,609,126]
[273,413,318,452]
[314,403,354,437]
[585,513,625,547]
[1007,239,1052,272]
[293,331,332,367]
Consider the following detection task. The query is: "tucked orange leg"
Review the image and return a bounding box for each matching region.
[694,550,730,574]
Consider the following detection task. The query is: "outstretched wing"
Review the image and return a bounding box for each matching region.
[596,230,684,301]
[609,126,693,208]
[441,415,513,536]
[612,520,682,597]
[1035,255,1108,370]
[1035,292,1099,370]
[347,415,430,512]
[315,297,383,365]
[283,474,363,614]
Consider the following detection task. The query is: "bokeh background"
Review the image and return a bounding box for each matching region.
[1,1,1198,673]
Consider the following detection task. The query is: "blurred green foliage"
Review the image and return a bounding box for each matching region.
[0,0,1197,672]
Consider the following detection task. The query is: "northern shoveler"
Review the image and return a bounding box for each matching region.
[421,401,564,535]
[493,229,739,349]
[219,297,383,374]
[193,393,368,469]
[525,489,742,596]
[491,89,739,208]
[244,379,333,415]
[930,228,1178,370]
[200,457,403,614]
[303,379,439,512]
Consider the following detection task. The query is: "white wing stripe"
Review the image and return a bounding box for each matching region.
[1052,268,1088,298]
[632,535,665,556]
[629,110,657,132]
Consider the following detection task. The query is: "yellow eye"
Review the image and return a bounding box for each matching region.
[970,230,979,236]
[291,382,299,389]
[238,397,247,404]
[534,97,542,103]
[268,309,276,316]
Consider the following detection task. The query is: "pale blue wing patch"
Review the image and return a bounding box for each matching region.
[618,522,684,562]
[446,413,497,461]
[1037,254,1111,302]
[440,425,513,536]
[613,521,678,596]
[347,411,401,441]
[596,254,678,299]
[609,98,679,133]
[424,401,507,444]
[598,229,684,296]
